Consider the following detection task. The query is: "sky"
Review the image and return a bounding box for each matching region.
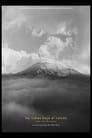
[2,6,90,74]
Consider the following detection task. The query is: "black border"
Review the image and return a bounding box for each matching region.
[0,0,91,136]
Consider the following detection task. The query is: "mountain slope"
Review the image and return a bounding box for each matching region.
[16,61,82,78]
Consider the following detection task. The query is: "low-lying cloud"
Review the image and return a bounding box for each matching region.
[2,77,90,131]
[2,43,39,73]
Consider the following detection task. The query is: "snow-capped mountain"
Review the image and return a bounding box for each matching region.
[16,60,81,77]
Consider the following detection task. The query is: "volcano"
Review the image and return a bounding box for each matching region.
[13,61,83,79]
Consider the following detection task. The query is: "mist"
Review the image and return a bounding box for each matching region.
[2,77,90,132]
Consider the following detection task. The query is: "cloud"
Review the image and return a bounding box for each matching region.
[2,43,40,74]
[2,35,73,74]
[39,36,73,60]
[2,38,90,75]
[15,53,40,73]
[32,28,45,37]
[2,72,90,131]
[57,23,70,35]
[61,59,90,75]
[56,22,78,36]
[2,7,90,75]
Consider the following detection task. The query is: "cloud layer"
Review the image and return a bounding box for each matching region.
[2,34,74,74]
[39,36,73,60]
[2,76,90,131]
[2,36,90,75]
[2,43,39,73]
[2,6,90,75]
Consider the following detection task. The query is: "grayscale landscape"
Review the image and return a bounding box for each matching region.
[2,6,90,132]
[2,71,90,132]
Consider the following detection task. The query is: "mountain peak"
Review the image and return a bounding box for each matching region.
[16,60,81,78]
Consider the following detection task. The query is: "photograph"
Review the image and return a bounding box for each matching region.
[2,6,90,132]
